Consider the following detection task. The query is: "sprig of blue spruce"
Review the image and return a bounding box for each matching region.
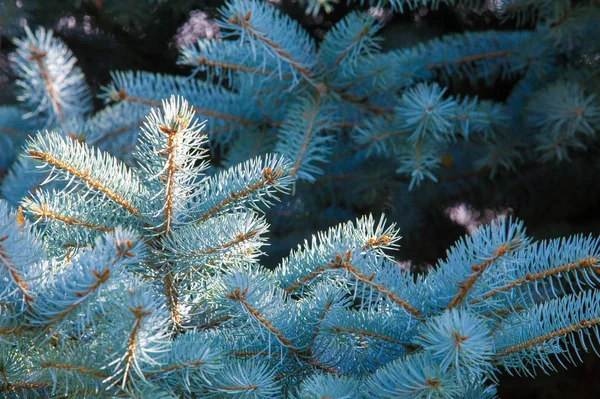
[2,0,599,202]
[1,95,600,398]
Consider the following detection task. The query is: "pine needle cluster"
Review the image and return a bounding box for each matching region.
[1,96,600,398]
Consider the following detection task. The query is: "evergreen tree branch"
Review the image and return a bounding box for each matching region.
[40,362,109,379]
[290,95,320,179]
[226,12,314,81]
[163,274,182,326]
[110,88,255,127]
[29,149,140,215]
[446,241,520,310]
[27,132,143,217]
[0,236,33,304]
[496,317,600,357]
[27,47,66,129]
[329,252,423,319]
[197,164,290,222]
[28,202,113,233]
[472,257,599,305]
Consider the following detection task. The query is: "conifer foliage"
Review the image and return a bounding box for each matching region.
[1,96,600,398]
[2,0,600,196]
